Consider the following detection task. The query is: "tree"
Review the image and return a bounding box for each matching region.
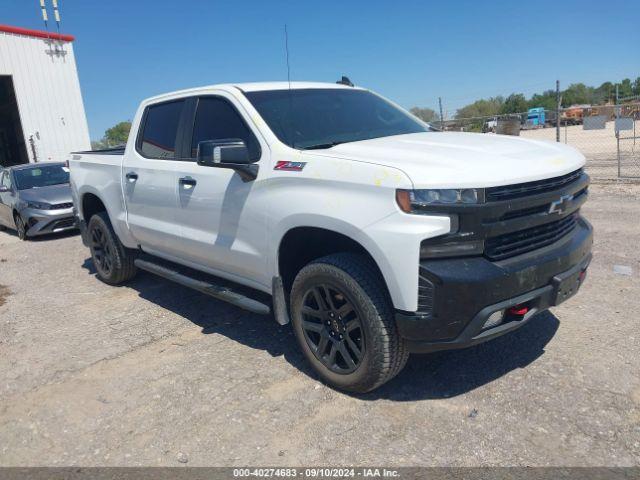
[562,83,594,106]
[410,107,438,123]
[594,82,615,104]
[455,96,504,119]
[103,121,132,146]
[617,78,634,99]
[634,77,640,96]
[91,121,132,150]
[528,90,556,111]
[500,93,528,114]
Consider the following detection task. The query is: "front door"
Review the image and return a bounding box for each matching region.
[122,99,186,259]
[171,94,270,287]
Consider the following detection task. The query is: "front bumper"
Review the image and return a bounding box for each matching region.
[21,207,77,236]
[397,217,593,353]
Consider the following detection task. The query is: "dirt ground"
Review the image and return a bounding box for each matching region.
[0,184,639,467]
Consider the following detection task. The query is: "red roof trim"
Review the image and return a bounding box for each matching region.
[0,24,74,42]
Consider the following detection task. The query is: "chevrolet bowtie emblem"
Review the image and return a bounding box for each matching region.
[548,194,574,214]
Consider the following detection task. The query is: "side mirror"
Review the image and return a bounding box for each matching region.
[197,139,251,166]
[197,139,258,182]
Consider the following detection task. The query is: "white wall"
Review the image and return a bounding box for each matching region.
[0,31,91,163]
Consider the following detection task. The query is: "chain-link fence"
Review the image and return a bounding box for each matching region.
[437,102,640,181]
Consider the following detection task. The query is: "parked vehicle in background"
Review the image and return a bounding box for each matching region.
[526,107,546,128]
[562,105,588,125]
[482,117,497,133]
[0,162,76,240]
[70,81,593,392]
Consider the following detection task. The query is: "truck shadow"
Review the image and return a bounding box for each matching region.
[365,311,559,401]
[82,259,559,401]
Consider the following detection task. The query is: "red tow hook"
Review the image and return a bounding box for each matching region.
[507,304,529,316]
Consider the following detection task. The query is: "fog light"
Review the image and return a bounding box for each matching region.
[483,310,505,329]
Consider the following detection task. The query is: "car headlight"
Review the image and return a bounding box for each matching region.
[26,201,52,210]
[395,188,486,258]
[396,188,484,212]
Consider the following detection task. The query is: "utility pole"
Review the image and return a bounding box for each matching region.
[556,80,561,143]
[438,97,444,131]
[615,84,620,178]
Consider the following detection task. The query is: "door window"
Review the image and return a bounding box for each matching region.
[1,171,11,189]
[138,100,185,159]
[190,97,260,160]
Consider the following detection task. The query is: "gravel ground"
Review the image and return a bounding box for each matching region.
[0,184,639,467]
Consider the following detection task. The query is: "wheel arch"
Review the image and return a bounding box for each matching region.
[77,188,138,249]
[80,191,107,222]
[277,226,388,297]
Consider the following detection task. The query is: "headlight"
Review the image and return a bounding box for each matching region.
[26,201,52,210]
[396,188,484,213]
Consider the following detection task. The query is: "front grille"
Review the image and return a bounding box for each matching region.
[486,169,583,202]
[417,273,434,316]
[50,217,76,230]
[485,213,578,261]
[51,202,73,210]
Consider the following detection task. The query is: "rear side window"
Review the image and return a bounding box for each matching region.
[138,100,185,159]
[190,97,260,160]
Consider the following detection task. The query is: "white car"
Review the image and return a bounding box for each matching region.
[69,81,592,392]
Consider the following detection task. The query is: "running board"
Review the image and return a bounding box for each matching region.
[134,259,271,315]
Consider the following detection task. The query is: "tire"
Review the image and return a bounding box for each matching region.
[290,253,408,393]
[87,211,137,285]
[14,213,27,241]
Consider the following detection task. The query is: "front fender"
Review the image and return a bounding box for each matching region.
[272,212,451,312]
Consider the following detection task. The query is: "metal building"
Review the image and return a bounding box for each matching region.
[0,24,90,167]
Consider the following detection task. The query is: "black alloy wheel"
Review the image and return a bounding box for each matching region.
[87,212,137,285]
[15,214,27,241]
[90,221,114,278]
[300,283,365,374]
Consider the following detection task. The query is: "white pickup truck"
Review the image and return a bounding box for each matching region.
[69,81,592,392]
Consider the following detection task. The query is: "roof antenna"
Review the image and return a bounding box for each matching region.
[284,24,295,148]
[337,76,354,87]
[285,24,292,91]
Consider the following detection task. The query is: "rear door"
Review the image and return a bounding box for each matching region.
[170,93,270,285]
[122,99,187,258]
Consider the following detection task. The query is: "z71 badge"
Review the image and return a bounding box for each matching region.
[274,161,306,171]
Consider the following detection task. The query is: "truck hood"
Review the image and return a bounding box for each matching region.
[18,183,72,205]
[320,132,585,188]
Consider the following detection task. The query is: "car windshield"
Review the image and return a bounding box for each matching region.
[244,88,429,149]
[14,164,69,190]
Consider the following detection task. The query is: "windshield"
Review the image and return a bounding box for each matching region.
[245,88,428,149]
[14,164,69,190]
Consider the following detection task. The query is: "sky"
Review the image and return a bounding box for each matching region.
[4,0,639,140]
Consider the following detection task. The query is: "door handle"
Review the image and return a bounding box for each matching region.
[125,172,138,183]
[179,177,197,189]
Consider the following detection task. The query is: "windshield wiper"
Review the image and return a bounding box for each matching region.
[301,141,345,150]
